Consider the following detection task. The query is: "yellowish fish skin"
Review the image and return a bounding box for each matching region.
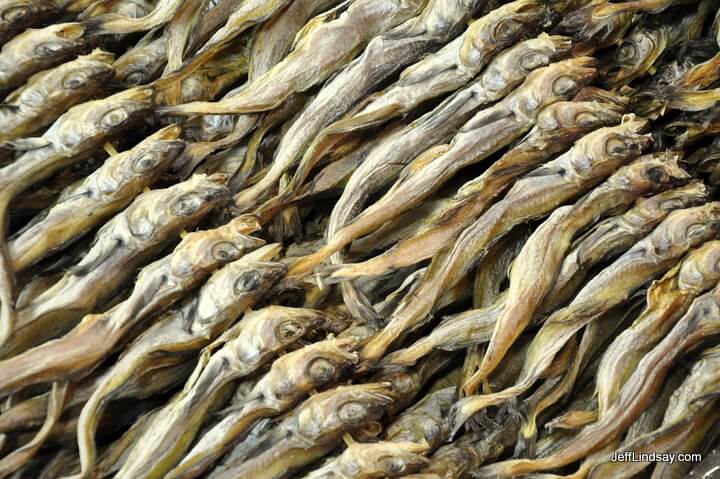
[0,49,115,141]
[0,22,86,92]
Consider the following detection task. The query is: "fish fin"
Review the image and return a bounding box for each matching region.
[0,138,51,150]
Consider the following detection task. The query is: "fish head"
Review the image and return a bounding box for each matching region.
[59,50,116,91]
[535,99,624,137]
[652,203,720,257]
[601,27,668,88]
[275,338,358,397]
[339,442,429,478]
[126,125,185,175]
[616,152,690,194]
[462,0,546,65]
[166,174,228,220]
[512,57,597,118]
[297,383,394,439]
[48,86,154,148]
[114,38,167,86]
[594,117,653,160]
[0,0,58,32]
[555,2,635,49]
[253,306,327,353]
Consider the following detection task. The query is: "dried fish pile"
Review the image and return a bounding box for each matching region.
[4,0,720,477]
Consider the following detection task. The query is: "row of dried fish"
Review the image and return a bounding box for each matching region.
[2,0,720,477]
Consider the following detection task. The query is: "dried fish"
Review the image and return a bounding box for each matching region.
[75,245,286,477]
[162,0,426,116]
[452,202,720,447]
[384,386,455,450]
[301,441,429,479]
[0,215,264,393]
[0,22,86,92]
[596,240,720,418]
[291,56,595,275]
[207,383,394,479]
[116,307,330,479]
[0,49,115,141]
[0,86,154,346]
[360,118,652,363]
[324,96,625,282]
[9,125,185,272]
[1,174,228,358]
[113,35,167,86]
[167,337,358,479]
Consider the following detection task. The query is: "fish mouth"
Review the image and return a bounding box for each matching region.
[54,22,85,40]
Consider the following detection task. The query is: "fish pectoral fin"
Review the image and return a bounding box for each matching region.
[0,137,52,151]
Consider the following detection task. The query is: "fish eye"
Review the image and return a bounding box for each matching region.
[170,192,204,216]
[605,137,626,156]
[100,107,129,129]
[307,357,336,382]
[124,69,148,85]
[551,76,578,96]
[275,319,304,341]
[574,112,599,128]
[131,153,159,173]
[494,19,522,43]
[338,401,367,424]
[35,42,64,57]
[211,241,239,261]
[685,223,707,239]
[617,42,637,63]
[645,166,666,183]
[234,269,261,292]
[378,456,405,474]
[62,71,88,89]
[2,6,29,23]
[519,51,548,71]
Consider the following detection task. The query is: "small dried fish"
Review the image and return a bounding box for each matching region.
[75,245,286,478]
[9,125,185,272]
[116,307,329,479]
[0,215,263,393]
[0,49,115,141]
[291,56,595,276]
[301,441,429,479]
[596,240,720,418]
[384,387,455,450]
[0,86,154,346]
[113,35,167,86]
[162,0,425,116]
[452,202,720,441]
[323,0,551,134]
[360,118,652,363]
[1,174,228,359]
[0,22,86,92]
[549,180,710,308]
[0,0,60,44]
[473,153,688,386]
[324,96,625,282]
[482,287,720,478]
[82,0,184,35]
[208,383,394,479]
[250,0,485,214]
[167,337,358,479]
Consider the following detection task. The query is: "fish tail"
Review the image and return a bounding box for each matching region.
[77,356,140,477]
